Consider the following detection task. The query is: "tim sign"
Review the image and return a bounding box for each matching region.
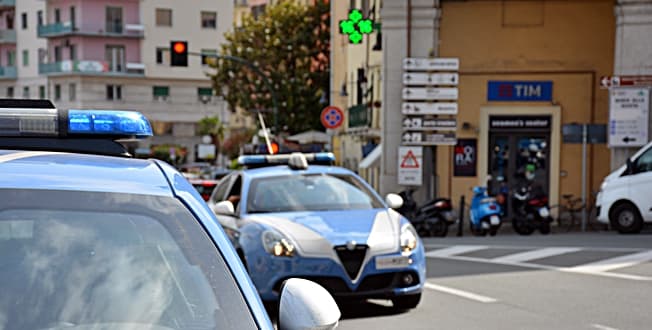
[488,81,553,101]
[453,139,477,177]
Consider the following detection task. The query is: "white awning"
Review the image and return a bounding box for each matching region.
[359,144,381,169]
[286,130,331,144]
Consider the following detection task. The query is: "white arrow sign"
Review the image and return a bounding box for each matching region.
[403,73,459,86]
[403,87,458,101]
[402,102,458,115]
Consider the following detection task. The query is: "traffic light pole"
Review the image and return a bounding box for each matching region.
[187,52,279,135]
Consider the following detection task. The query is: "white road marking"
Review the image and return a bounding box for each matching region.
[492,247,583,263]
[425,282,497,303]
[591,323,620,330]
[425,245,488,258]
[567,250,652,273]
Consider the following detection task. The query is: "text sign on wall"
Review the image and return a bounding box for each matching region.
[398,146,423,186]
[453,139,477,177]
[487,81,553,101]
[609,88,650,147]
[489,115,551,130]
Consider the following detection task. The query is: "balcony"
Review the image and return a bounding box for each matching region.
[0,0,15,8]
[0,66,17,79]
[39,60,144,76]
[38,22,144,38]
[0,29,16,44]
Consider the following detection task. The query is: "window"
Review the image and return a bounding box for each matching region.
[7,50,15,66]
[201,11,217,29]
[54,84,61,100]
[38,48,47,64]
[54,46,62,62]
[37,11,43,27]
[153,86,169,100]
[39,85,46,99]
[106,85,122,100]
[198,87,213,103]
[54,8,61,23]
[105,45,125,72]
[201,49,217,66]
[21,13,27,29]
[634,148,652,174]
[106,6,123,33]
[22,50,28,67]
[156,47,168,64]
[69,83,76,101]
[70,6,76,29]
[22,86,29,99]
[156,8,172,26]
[69,45,77,61]
[7,86,14,98]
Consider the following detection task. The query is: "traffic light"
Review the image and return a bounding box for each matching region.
[170,41,188,67]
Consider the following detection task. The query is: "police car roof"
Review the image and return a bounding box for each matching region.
[243,164,355,179]
[0,149,172,196]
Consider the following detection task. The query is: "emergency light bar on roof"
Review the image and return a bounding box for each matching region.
[238,152,336,169]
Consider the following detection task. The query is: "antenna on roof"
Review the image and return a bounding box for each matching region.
[257,110,274,155]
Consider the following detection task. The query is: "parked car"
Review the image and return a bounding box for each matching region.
[0,100,340,330]
[208,152,426,310]
[188,178,221,201]
[596,139,652,233]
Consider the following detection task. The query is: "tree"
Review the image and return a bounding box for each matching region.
[210,0,330,135]
[198,116,226,157]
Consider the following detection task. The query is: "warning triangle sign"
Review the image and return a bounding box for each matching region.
[400,150,419,168]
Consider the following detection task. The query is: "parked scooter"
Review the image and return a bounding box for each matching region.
[469,186,502,236]
[511,184,553,235]
[397,189,457,237]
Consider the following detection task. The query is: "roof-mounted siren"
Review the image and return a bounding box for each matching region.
[288,152,308,170]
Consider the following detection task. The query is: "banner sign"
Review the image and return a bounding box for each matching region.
[488,81,553,101]
[453,139,477,177]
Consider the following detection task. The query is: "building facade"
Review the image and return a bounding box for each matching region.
[381,0,617,212]
[0,0,233,162]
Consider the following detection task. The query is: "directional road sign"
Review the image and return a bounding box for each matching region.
[608,88,649,147]
[402,117,457,131]
[402,87,458,101]
[600,75,652,88]
[403,73,459,86]
[402,102,458,115]
[403,58,459,71]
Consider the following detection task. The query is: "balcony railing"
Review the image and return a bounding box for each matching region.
[0,29,16,43]
[37,22,144,38]
[0,0,16,8]
[39,60,144,76]
[0,66,17,79]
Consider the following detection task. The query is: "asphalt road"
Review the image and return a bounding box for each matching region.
[337,230,652,330]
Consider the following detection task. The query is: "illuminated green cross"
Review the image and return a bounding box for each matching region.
[339,9,374,44]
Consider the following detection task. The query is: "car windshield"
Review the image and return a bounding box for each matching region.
[246,173,384,213]
[0,189,257,330]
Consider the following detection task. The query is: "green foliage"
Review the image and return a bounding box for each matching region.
[210,0,330,135]
[198,116,225,141]
[221,128,256,159]
[150,144,187,166]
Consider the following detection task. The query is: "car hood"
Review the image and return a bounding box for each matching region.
[246,209,402,258]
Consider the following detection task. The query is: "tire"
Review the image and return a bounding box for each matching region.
[610,203,643,234]
[539,222,551,235]
[392,293,421,310]
[512,218,534,235]
[431,219,448,237]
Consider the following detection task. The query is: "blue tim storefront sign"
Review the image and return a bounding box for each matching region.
[488,81,553,101]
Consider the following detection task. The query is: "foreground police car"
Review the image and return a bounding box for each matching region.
[0,100,339,330]
[208,153,426,309]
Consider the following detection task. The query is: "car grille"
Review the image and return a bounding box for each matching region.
[334,244,368,279]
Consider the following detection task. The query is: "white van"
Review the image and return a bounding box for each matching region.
[596,140,652,234]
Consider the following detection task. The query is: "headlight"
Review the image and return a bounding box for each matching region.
[262,230,295,257]
[400,224,418,253]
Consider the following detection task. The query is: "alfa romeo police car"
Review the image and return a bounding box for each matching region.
[0,100,340,330]
[208,153,426,309]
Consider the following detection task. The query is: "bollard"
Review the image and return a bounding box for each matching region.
[457,195,465,237]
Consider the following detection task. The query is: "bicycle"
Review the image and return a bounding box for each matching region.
[549,192,601,232]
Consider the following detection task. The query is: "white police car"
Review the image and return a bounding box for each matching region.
[208,153,426,309]
[0,99,340,330]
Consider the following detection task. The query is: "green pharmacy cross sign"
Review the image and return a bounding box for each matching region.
[339,9,374,44]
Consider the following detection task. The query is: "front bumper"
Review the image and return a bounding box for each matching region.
[249,248,426,301]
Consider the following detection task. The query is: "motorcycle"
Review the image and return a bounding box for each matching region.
[511,184,553,235]
[469,186,502,236]
[397,189,457,237]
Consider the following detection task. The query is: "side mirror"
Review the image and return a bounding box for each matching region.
[212,200,235,216]
[278,278,340,330]
[625,157,634,175]
[385,193,404,209]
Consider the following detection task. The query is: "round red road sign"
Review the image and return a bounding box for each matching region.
[320,106,344,129]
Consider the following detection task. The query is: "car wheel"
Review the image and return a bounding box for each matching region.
[430,219,448,237]
[392,293,421,310]
[611,203,643,234]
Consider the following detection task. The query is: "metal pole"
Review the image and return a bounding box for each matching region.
[457,195,465,236]
[581,124,587,232]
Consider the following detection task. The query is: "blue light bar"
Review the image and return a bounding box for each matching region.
[238,155,267,165]
[311,152,336,163]
[238,152,336,167]
[68,110,153,137]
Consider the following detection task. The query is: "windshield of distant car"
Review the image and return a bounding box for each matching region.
[0,189,257,330]
[246,173,384,213]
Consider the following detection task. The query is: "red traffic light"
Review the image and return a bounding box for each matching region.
[173,42,186,54]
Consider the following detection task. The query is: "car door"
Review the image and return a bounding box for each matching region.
[628,147,652,221]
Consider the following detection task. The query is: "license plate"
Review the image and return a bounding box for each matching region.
[376,255,411,270]
[490,215,500,225]
[539,207,550,217]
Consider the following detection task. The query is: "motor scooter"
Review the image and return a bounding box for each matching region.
[469,186,502,236]
[511,184,553,235]
[397,189,457,237]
